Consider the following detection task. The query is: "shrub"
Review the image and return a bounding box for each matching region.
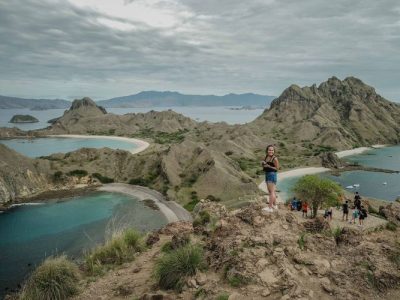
[386,221,397,231]
[216,293,230,300]
[67,169,88,177]
[92,173,114,184]
[206,195,221,202]
[85,229,143,274]
[53,171,63,181]
[123,229,144,251]
[20,256,80,300]
[154,244,205,291]
[161,241,173,253]
[293,175,342,218]
[297,232,307,250]
[331,226,344,245]
[184,198,199,212]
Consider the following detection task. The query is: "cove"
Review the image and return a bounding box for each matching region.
[278,145,400,202]
[0,136,140,158]
[0,192,167,296]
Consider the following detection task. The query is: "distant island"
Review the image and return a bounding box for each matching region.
[9,114,39,123]
[0,95,70,110]
[98,91,275,108]
[0,92,275,110]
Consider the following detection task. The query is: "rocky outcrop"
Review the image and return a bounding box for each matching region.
[380,202,400,225]
[321,152,344,168]
[0,144,51,205]
[252,76,400,150]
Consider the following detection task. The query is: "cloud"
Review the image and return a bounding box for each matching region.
[0,0,399,101]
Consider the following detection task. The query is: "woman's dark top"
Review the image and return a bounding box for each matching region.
[264,156,277,173]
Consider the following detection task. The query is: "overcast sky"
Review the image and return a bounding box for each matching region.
[0,0,399,101]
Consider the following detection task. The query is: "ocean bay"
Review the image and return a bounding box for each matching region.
[0,192,167,295]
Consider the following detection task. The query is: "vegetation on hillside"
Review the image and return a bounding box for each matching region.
[293,175,342,218]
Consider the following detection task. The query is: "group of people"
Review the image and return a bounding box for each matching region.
[342,192,368,225]
[261,145,368,227]
[289,197,309,217]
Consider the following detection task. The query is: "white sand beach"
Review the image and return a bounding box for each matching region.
[47,134,149,154]
[335,144,387,158]
[98,183,192,223]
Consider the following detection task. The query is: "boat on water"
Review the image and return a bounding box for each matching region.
[383,182,387,185]
[346,185,354,189]
[353,184,360,187]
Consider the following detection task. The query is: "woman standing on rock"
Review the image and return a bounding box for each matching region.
[262,145,279,212]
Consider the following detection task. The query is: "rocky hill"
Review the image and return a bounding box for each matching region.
[44,97,198,135]
[251,77,400,150]
[0,144,51,205]
[9,114,39,123]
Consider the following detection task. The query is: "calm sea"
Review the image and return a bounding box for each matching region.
[0,192,167,296]
[0,106,264,130]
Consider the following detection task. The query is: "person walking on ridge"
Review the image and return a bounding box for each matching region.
[262,145,279,212]
[342,200,349,221]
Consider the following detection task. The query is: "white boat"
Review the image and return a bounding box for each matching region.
[353,184,360,187]
[346,185,354,189]
[383,182,387,185]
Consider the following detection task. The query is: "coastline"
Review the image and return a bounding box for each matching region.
[46,134,150,154]
[335,144,387,158]
[97,183,193,223]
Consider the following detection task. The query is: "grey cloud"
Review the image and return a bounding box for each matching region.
[0,0,399,100]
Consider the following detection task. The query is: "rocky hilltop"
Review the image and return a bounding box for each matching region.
[251,77,400,150]
[44,97,197,135]
[73,200,400,300]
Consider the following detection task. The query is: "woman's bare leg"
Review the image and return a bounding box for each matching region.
[267,182,276,208]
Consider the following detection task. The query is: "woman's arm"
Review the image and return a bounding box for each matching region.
[273,157,280,171]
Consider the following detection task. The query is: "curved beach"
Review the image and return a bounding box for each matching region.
[97,183,193,223]
[46,134,150,154]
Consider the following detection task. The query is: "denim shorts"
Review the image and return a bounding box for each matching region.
[265,172,277,184]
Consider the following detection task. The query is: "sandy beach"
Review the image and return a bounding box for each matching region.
[335,144,387,158]
[47,134,149,154]
[98,183,192,223]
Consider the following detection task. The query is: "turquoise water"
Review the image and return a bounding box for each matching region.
[0,137,138,157]
[278,145,400,202]
[0,192,167,296]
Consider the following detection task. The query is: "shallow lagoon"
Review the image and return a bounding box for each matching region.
[0,192,167,295]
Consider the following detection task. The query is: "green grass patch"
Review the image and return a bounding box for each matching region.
[67,169,88,177]
[132,128,188,144]
[154,244,205,291]
[297,232,307,250]
[386,221,397,231]
[85,229,144,275]
[215,293,230,300]
[20,255,80,300]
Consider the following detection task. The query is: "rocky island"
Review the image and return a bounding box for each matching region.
[9,114,39,123]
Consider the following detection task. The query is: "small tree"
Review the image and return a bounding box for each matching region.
[293,175,342,218]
